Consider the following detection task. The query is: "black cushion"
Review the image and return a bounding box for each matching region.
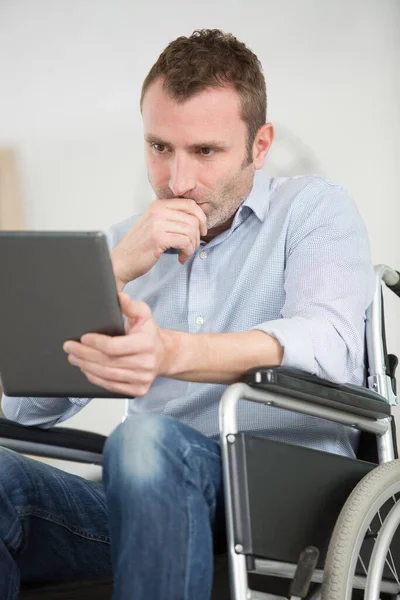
[243,366,391,420]
[0,418,106,454]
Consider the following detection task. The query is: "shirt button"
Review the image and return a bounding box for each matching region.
[195,316,204,325]
[199,251,207,259]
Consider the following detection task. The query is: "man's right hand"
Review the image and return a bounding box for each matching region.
[111,198,208,290]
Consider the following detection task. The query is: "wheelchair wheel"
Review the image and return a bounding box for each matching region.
[322,459,400,599]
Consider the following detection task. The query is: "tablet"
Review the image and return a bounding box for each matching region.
[0,231,126,398]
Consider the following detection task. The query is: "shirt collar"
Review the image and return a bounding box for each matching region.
[239,169,270,223]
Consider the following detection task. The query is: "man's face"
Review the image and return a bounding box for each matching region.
[141,78,255,231]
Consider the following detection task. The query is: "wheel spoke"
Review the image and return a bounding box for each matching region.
[387,498,400,587]
[386,545,400,588]
[353,554,368,591]
[377,508,400,588]
[358,554,368,578]
[362,514,400,593]
[353,553,368,590]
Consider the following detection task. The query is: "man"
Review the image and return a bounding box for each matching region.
[0,29,375,600]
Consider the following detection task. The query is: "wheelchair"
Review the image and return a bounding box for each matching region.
[0,263,399,600]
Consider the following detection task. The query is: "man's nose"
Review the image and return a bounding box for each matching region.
[169,155,196,197]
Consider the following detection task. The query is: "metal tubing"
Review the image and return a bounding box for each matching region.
[220,382,389,437]
[377,427,396,464]
[252,559,399,594]
[249,592,286,600]
[366,265,399,406]
[0,438,103,464]
[252,560,323,584]
[219,385,250,600]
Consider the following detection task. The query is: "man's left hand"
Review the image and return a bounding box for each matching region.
[63,292,166,397]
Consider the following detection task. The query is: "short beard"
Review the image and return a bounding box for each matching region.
[202,158,254,230]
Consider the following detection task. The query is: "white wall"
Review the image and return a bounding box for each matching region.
[1,0,399,474]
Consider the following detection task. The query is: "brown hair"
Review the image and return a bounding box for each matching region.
[140,29,267,162]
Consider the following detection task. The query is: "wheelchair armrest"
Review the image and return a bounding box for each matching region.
[242,366,391,421]
[0,417,106,464]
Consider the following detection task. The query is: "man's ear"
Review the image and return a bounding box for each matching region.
[252,122,274,170]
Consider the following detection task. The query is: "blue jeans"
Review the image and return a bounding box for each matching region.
[0,414,225,600]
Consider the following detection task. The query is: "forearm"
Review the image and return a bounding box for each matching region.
[1,395,90,428]
[160,329,283,384]
[111,251,128,293]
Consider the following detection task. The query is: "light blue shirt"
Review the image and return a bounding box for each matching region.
[2,171,376,457]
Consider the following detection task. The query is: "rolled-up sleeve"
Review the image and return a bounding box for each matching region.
[251,185,376,384]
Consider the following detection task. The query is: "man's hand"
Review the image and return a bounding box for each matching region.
[63,292,283,391]
[111,198,208,289]
[63,293,167,397]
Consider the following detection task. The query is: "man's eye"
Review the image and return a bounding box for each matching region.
[199,147,213,156]
[152,143,166,153]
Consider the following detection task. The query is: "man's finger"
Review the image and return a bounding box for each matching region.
[84,372,148,397]
[78,330,150,356]
[83,372,135,396]
[161,198,207,236]
[119,294,152,322]
[69,355,143,384]
[64,342,143,368]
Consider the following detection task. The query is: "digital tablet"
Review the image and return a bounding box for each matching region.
[0,231,126,398]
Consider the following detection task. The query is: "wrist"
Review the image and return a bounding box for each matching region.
[159,329,190,377]
[111,250,128,291]
[158,329,175,377]
[115,277,126,293]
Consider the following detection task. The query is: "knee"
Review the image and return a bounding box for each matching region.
[103,414,179,483]
[0,445,23,475]
[0,447,30,498]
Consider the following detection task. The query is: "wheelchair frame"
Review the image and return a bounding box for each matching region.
[220,264,400,600]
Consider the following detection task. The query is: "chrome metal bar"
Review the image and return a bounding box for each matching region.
[0,438,103,464]
[219,384,249,600]
[252,559,323,584]
[220,382,389,436]
[249,592,286,600]
[366,265,399,406]
[368,372,398,406]
[377,427,396,463]
[252,559,399,594]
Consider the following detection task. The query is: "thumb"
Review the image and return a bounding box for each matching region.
[118,292,152,328]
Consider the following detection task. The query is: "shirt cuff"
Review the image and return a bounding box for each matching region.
[250,317,316,374]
